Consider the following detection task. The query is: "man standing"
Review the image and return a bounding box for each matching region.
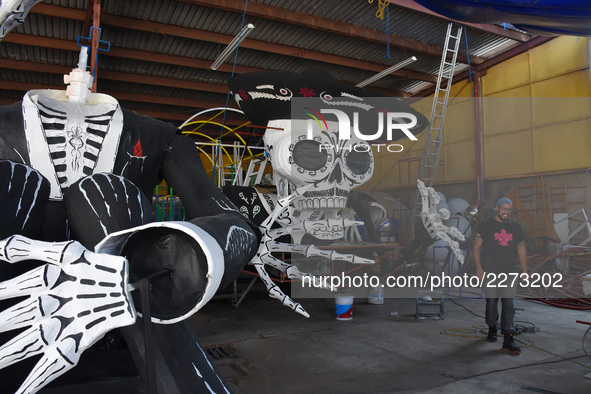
[472,197,528,354]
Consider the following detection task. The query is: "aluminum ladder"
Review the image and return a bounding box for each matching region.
[408,23,463,242]
[241,155,268,186]
[215,142,245,187]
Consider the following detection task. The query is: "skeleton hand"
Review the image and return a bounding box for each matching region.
[0,0,44,41]
[0,235,136,394]
[252,186,374,318]
[417,179,466,263]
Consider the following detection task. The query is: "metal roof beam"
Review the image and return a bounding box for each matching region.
[388,0,531,42]
[29,3,439,82]
[0,79,237,112]
[112,91,235,110]
[0,58,226,93]
[101,12,437,83]
[2,34,421,95]
[181,0,485,65]
[2,35,234,93]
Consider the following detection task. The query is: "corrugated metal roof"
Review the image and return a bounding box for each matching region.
[0,0,546,137]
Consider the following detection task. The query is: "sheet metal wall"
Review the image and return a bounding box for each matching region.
[483,36,591,179]
[363,35,591,191]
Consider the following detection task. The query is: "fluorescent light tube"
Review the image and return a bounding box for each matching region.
[356,56,417,87]
[210,23,255,70]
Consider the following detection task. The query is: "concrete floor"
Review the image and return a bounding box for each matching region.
[188,282,591,394]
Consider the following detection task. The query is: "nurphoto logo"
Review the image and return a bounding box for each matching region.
[292,97,423,154]
[304,108,419,141]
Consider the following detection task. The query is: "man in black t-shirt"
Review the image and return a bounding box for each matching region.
[472,198,528,354]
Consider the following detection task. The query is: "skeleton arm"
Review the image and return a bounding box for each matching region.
[417,179,466,263]
[250,185,375,317]
[0,235,137,394]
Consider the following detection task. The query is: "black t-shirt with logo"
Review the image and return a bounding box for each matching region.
[476,218,524,273]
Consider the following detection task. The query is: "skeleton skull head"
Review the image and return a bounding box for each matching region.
[264,118,373,239]
[228,69,428,240]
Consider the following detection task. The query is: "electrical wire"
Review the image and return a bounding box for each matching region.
[441,298,591,371]
[384,5,391,59]
[441,325,487,339]
[524,247,591,310]
[212,0,250,183]
[452,354,591,384]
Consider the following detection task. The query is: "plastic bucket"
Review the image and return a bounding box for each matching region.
[366,285,384,305]
[335,294,354,320]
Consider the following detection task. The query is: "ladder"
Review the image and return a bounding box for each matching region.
[218,164,235,187]
[216,142,245,187]
[241,155,268,186]
[229,141,244,186]
[408,23,463,242]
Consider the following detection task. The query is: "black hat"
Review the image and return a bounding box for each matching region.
[228,69,428,142]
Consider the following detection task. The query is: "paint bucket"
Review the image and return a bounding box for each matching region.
[366,285,384,305]
[335,294,354,320]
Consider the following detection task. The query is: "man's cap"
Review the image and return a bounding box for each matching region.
[495,197,513,208]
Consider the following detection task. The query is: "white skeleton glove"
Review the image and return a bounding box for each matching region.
[0,235,136,394]
[417,179,466,263]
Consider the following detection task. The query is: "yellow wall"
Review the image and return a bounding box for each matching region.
[362,35,591,191]
[482,36,591,179]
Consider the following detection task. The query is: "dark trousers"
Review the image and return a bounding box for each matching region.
[483,281,517,335]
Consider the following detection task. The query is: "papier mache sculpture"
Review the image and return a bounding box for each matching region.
[227,69,429,314]
[0,44,427,391]
[0,46,259,392]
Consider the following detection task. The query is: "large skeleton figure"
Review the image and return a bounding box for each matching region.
[228,70,429,316]
[0,48,259,392]
[417,179,466,263]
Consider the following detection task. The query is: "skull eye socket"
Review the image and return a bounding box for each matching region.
[291,139,328,171]
[345,149,372,176]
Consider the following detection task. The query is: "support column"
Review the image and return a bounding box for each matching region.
[90,0,101,93]
[472,70,485,205]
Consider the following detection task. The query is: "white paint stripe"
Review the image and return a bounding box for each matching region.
[21,168,43,231]
[192,362,203,378]
[79,178,108,236]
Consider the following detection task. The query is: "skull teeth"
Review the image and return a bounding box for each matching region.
[297,197,347,210]
[298,187,349,210]
[303,187,349,198]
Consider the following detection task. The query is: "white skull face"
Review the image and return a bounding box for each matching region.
[264,119,374,213]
